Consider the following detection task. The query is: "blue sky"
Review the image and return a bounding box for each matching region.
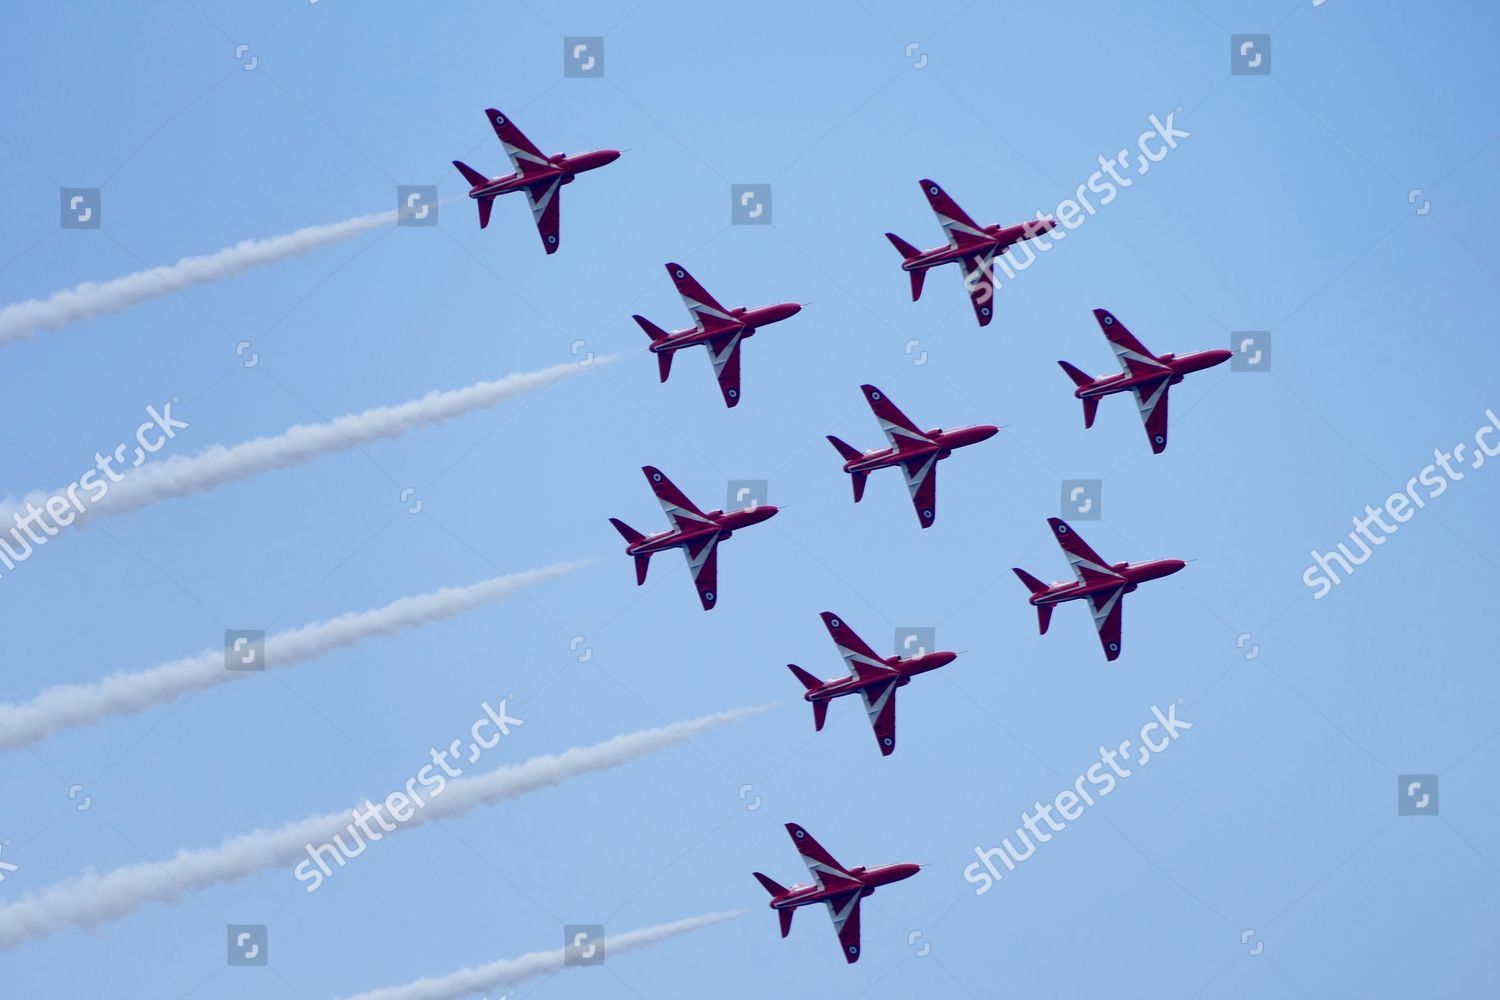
[1,0,1497,996]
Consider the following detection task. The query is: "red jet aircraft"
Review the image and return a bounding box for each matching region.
[753,823,920,964]
[1013,517,1186,661]
[827,384,998,528]
[788,612,958,756]
[1058,309,1233,454]
[609,466,778,610]
[451,108,620,253]
[633,263,802,408]
[885,179,1056,326]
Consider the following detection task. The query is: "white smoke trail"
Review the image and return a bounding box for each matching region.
[0,357,615,525]
[0,706,769,949]
[0,209,401,344]
[0,562,582,751]
[337,911,746,1000]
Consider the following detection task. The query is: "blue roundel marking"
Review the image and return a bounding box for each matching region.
[675,269,685,279]
[871,391,882,401]
[922,509,933,519]
[494,114,506,126]
[1058,524,1069,534]
[652,472,662,482]
[927,185,939,196]
[1108,642,1119,652]
[1103,315,1113,325]
[848,945,859,955]
[795,829,805,839]
[1154,434,1164,445]
[980,306,991,316]
[830,618,841,628]
[882,737,893,746]
[547,234,557,244]
[704,591,715,601]
[727,388,738,398]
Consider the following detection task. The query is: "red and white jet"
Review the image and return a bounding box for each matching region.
[609,466,778,610]
[1058,309,1232,454]
[827,384,998,528]
[451,108,620,253]
[753,823,920,964]
[885,179,1056,326]
[633,263,802,408]
[788,612,958,756]
[1013,517,1186,661]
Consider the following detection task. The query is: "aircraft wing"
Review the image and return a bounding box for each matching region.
[642,466,714,533]
[860,679,899,756]
[706,331,745,407]
[666,262,738,333]
[784,823,863,892]
[903,453,939,528]
[1094,309,1169,378]
[957,249,997,327]
[1087,585,1126,661]
[824,891,864,963]
[524,177,563,254]
[1133,377,1171,454]
[819,612,895,681]
[919,179,991,250]
[682,532,721,611]
[484,108,553,178]
[1046,517,1124,587]
[859,385,932,453]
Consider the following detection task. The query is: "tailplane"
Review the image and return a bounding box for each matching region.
[452,160,489,189]
[885,232,926,301]
[1012,567,1048,595]
[634,316,674,382]
[752,873,794,937]
[1058,360,1092,388]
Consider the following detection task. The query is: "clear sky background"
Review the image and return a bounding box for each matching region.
[1,1,1497,997]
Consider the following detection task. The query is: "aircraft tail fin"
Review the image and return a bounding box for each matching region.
[778,908,794,938]
[634,316,674,382]
[885,232,920,260]
[476,196,494,229]
[633,314,670,344]
[452,160,489,189]
[788,664,821,692]
[1058,360,1092,388]
[908,268,927,302]
[1082,396,1099,429]
[609,517,644,545]
[812,699,829,732]
[850,471,868,503]
[753,871,788,896]
[1012,567,1047,595]
[1037,603,1054,635]
[827,435,862,463]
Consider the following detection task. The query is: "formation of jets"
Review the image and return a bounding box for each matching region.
[454,106,1227,965]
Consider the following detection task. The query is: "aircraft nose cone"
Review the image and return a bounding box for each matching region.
[891,863,922,882]
[928,651,958,669]
[1207,349,1234,366]
[974,424,1000,443]
[600,149,623,165]
[752,504,780,524]
[1162,559,1187,576]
